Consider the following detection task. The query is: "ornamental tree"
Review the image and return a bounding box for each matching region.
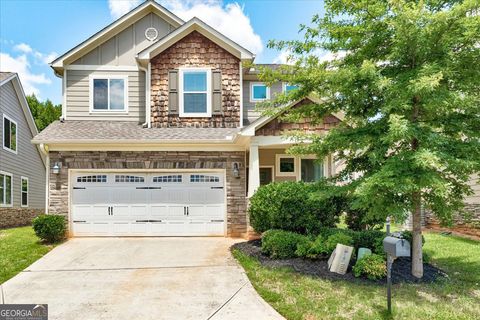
[259,0,480,278]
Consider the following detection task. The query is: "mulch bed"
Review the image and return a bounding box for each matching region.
[232,240,447,284]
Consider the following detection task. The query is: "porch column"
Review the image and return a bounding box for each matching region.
[248,143,260,197]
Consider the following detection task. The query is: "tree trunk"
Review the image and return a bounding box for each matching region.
[411,191,424,278]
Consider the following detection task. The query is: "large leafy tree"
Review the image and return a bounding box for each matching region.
[27,94,62,131]
[260,0,480,278]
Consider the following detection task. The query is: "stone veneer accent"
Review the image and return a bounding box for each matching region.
[255,100,341,136]
[48,151,247,237]
[424,204,480,228]
[150,31,241,128]
[0,208,43,228]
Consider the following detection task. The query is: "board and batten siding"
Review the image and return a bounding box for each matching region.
[242,80,283,125]
[0,81,45,209]
[66,69,146,122]
[71,13,174,66]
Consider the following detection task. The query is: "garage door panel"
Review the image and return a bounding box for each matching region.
[111,188,149,203]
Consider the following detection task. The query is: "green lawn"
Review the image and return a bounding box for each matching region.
[233,232,480,320]
[0,226,56,284]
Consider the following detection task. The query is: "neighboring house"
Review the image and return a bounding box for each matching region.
[32,0,342,238]
[0,72,46,228]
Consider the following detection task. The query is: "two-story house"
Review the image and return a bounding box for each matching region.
[0,72,46,228]
[32,0,342,238]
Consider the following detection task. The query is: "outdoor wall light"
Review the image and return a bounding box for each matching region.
[233,162,240,178]
[52,162,61,174]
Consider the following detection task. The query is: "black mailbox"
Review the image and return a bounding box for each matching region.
[383,236,411,258]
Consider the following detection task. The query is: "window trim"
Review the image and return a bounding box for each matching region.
[0,171,13,207]
[179,67,212,117]
[2,114,18,154]
[250,82,270,103]
[275,154,297,177]
[89,75,129,113]
[299,155,326,182]
[21,176,28,207]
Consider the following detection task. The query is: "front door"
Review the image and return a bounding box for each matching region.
[259,167,273,186]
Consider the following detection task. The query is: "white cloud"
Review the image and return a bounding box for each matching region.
[273,49,295,64]
[14,43,33,54]
[0,52,51,96]
[33,51,58,64]
[108,0,141,19]
[162,0,263,54]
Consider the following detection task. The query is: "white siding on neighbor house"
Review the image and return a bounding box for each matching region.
[242,80,283,125]
[0,81,45,209]
[66,69,146,122]
[71,13,174,66]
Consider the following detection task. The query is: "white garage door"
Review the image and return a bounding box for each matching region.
[71,172,225,236]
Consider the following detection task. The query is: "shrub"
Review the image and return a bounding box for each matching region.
[249,181,342,235]
[32,214,66,243]
[261,230,308,259]
[295,235,327,259]
[352,230,386,254]
[325,233,354,254]
[345,207,385,231]
[399,230,425,246]
[353,254,387,280]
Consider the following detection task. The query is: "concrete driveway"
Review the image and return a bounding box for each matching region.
[1,238,283,320]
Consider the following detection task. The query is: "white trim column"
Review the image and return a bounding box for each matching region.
[248,143,260,197]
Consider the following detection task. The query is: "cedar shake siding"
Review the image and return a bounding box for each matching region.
[150,31,241,128]
[48,151,247,237]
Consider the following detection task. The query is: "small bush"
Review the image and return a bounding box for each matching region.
[32,215,66,243]
[295,235,327,259]
[325,233,354,254]
[399,230,425,246]
[345,208,385,231]
[353,254,387,280]
[249,181,342,235]
[353,230,386,254]
[262,230,308,259]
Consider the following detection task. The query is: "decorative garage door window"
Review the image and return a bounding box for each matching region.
[115,175,145,183]
[190,175,220,183]
[76,175,107,183]
[153,175,182,183]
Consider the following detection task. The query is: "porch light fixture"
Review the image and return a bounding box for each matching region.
[233,163,240,178]
[52,162,61,174]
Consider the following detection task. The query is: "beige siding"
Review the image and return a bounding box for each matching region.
[243,80,283,125]
[0,81,45,209]
[72,13,173,66]
[66,69,146,122]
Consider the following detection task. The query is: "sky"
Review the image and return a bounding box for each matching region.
[0,0,325,104]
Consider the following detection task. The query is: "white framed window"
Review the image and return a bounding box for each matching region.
[299,156,325,183]
[179,68,212,117]
[3,114,17,154]
[275,154,297,177]
[21,176,28,207]
[0,171,13,207]
[89,75,128,112]
[283,83,298,93]
[250,82,270,102]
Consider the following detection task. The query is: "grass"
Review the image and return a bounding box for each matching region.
[233,232,480,320]
[0,226,56,284]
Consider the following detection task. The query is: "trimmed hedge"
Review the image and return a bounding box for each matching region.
[353,254,387,280]
[261,230,309,259]
[32,214,66,243]
[249,181,343,235]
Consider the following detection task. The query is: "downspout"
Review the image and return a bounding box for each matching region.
[138,63,151,128]
[39,144,49,214]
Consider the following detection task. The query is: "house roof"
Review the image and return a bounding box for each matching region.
[31,121,240,144]
[137,17,254,63]
[0,72,46,166]
[50,0,184,74]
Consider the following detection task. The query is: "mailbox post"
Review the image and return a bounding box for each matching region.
[383,236,411,314]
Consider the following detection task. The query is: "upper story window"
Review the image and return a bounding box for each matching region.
[3,114,17,154]
[0,171,13,207]
[179,68,212,117]
[250,82,270,102]
[283,83,299,93]
[90,75,128,112]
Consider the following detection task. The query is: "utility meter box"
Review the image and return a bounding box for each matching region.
[328,244,354,275]
[383,236,411,258]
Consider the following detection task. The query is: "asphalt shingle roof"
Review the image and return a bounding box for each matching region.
[32,121,240,144]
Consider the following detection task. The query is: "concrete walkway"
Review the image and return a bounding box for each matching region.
[1,238,283,320]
